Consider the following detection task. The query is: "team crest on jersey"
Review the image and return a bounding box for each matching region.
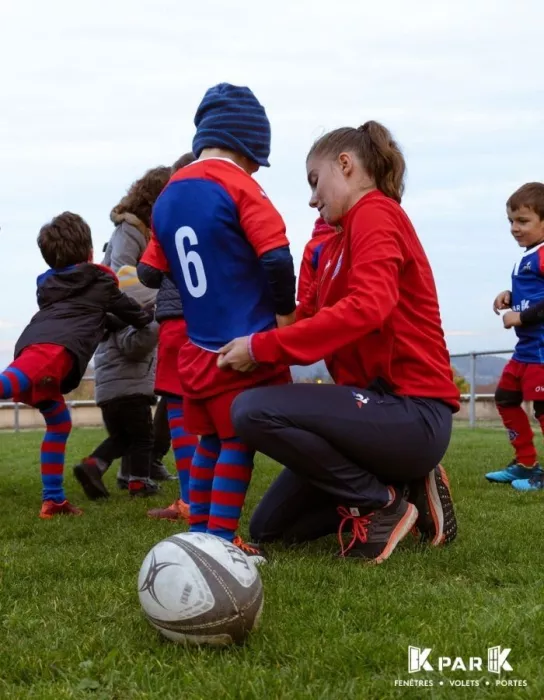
[352,391,369,408]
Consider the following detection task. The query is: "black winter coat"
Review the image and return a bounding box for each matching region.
[137,263,183,322]
[14,263,152,393]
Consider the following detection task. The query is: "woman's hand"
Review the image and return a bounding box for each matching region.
[217,337,258,372]
[493,290,512,315]
[502,311,522,329]
[276,311,296,328]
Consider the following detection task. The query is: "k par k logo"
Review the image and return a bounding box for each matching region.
[408,646,513,675]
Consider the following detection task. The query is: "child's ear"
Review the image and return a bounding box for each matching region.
[88,249,94,262]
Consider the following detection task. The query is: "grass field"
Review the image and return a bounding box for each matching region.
[1,426,543,700]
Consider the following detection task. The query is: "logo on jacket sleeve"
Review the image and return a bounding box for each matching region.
[352,391,369,408]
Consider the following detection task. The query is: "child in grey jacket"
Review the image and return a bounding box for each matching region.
[74,266,160,499]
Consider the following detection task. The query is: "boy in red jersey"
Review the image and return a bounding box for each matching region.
[0,213,151,517]
[141,153,200,522]
[297,217,336,304]
[140,84,296,560]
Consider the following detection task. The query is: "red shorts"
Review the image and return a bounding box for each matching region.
[155,319,188,397]
[9,344,73,406]
[184,372,291,439]
[498,358,544,401]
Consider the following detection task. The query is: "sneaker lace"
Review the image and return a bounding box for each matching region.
[337,506,374,557]
[233,536,260,556]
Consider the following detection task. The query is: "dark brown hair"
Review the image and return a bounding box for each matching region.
[308,121,406,203]
[38,212,93,269]
[507,182,544,220]
[112,166,171,227]
[172,152,196,172]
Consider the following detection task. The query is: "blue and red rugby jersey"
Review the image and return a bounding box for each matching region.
[142,157,291,398]
[511,242,544,363]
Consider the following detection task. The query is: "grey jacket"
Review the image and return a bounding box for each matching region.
[102,212,150,272]
[94,321,159,406]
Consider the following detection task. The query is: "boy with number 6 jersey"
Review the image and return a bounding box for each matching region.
[140,83,296,560]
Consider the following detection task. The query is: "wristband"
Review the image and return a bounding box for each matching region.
[247,335,257,363]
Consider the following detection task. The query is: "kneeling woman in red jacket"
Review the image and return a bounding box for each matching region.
[218,121,460,564]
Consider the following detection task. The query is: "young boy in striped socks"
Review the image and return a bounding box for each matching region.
[0,212,151,517]
[139,153,200,522]
[140,84,296,560]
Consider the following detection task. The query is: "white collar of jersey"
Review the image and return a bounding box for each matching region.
[513,240,544,274]
[192,156,246,173]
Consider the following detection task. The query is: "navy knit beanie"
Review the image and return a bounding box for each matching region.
[192,83,271,167]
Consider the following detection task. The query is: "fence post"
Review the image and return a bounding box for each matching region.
[469,353,476,428]
[14,402,20,433]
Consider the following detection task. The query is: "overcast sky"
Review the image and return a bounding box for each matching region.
[1,0,543,366]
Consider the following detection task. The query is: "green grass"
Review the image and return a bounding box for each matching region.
[1,427,543,699]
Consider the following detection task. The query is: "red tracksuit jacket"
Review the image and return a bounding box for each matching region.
[251,190,460,411]
[296,217,337,303]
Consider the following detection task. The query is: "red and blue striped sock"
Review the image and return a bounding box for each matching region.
[189,434,220,533]
[207,437,254,542]
[39,400,72,503]
[0,366,31,398]
[167,398,198,504]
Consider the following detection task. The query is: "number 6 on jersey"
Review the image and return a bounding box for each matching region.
[175,226,207,298]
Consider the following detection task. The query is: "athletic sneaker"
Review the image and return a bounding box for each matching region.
[409,465,457,546]
[128,478,160,497]
[233,536,267,566]
[149,459,177,482]
[511,472,544,491]
[39,500,83,519]
[147,498,190,521]
[73,458,109,500]
[336,492,418,564]
[117,476,129,490]
[485,460,542,483]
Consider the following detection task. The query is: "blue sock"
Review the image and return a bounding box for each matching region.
[167,399,198,503]
[39,401,72,503]
[207,438,254,542]
[188,434,220,533]
[0,366,30,399]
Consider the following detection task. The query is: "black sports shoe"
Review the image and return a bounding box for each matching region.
[128,478,160,498]
[73,459,109,500]
[408,464,457,546]
[149,459,176,482]
[117,476,129,490]
[233,536,267,566]
[337,492,418,564]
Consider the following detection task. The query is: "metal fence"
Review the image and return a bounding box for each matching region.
[0,377,96,432]
[0,350,515,431]
[450,349,513,428]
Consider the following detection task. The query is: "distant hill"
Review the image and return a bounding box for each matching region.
[451,354,509,387]
[294,355,510,389]
[291,361,330,382]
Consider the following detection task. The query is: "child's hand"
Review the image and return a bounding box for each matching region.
[493,290,512,315]
[503,311,522,329]
[276,312,296,328]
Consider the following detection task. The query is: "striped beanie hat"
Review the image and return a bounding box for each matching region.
[117,266,157,309]
[192,83,271,167]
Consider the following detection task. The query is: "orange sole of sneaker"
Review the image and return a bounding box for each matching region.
[39,510,83,519]
[426,465,449,546]
[374,503,419,565]
[147,513,185,522]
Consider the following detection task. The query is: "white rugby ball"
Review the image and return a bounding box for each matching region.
[138,532,264,646]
